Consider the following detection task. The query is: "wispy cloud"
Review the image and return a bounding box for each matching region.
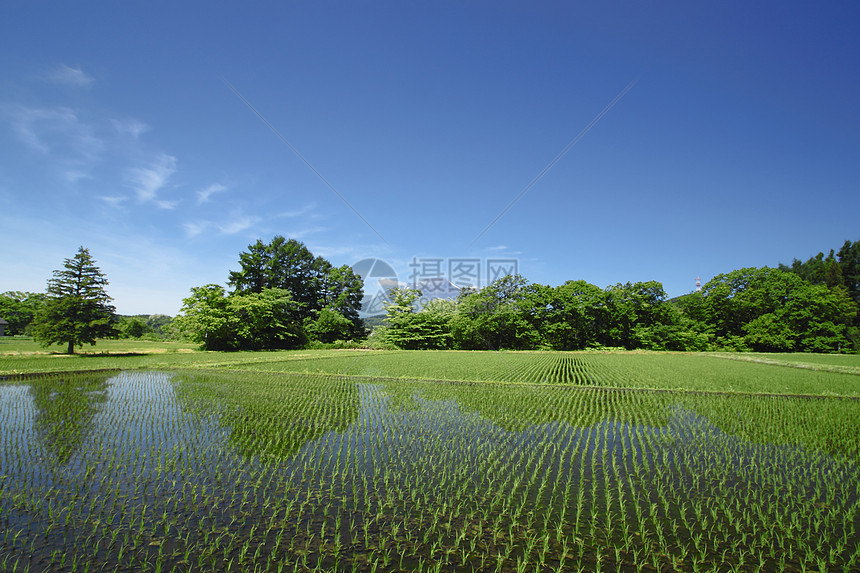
[126,154,177,206]
[196,183,227,204]
[5,104,104,181]
[100,195,127,207]
[111,118,149,139]
[184,212,261,237]
[9,106,96,154]
[183,221,209,238]
[311,242,379,262]
[217,214,261,235]
[9,106,74,152]
[65,170,91,184]
[155,199,179,210]
[47,64,94,88]
[278,203,317,218]
[282,225,329,239]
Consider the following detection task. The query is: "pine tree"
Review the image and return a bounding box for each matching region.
[33,247,117,354]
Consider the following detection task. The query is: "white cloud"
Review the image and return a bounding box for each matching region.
[65,170,91,184]
[217,215,260,235]
[185,214,261,237]
[9,107,70,153]
[100,195,127,207]
[10,106,82,153]
[5,105,104,181]
[282,225,329,239]
[312,242,381,262]
[126,153,177,204]
[278,203,317,218]
[196,183,227,204]
[111,118,150,139]
[183,221,209,238]
[48,64,94,88]
[156,199,179,210]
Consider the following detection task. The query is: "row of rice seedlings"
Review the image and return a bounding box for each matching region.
[502,353,596,385]
[0,369,858,571]
[576,352,860,396]
[236,350,551,384]
[232,349,860,397]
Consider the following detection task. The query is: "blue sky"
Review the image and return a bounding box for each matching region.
[1,1,858,315]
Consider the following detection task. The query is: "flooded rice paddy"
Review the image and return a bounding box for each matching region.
[0,370,858,572]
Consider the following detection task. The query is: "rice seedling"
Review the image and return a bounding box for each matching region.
[0,355,856,572]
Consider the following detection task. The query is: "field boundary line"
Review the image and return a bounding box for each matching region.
[0,368,123,381]
[707,353,860,376]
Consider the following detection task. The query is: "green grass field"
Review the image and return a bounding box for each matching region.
[3,338,859,397]
[1,338,858,571]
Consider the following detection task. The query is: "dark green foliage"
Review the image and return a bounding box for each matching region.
[634,305,712,351]
[451,275,539,350]
[601,280,671,349]
[380,288,455,349]
[837,240,860,314]
[226,236,364,340]
[701,267,856,352]
[31,247,118,354]
[304,307,358,344]
[524,280,608,350]
[176,285,306,350]
[114,314,174,339]
[179,236,364,348]
[116,316,148,338]
[781,239,860,328]
[380,265,858,353]
[0,291,46,335]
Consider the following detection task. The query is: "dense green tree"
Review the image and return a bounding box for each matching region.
[113,315,174,340]
[314,264,365,337]
[176,285,305,350]
[837,240,860,313]
[145,314,175,338]
[32,247,117,354]
[519,280,607,350]
[700,267,856,352]
[451,275,539,350]
[602,281,671,349]
[377,289,456,350]
[379,288,426,349]
[116,316,150,338]
[304,307,356,344]
[175,285,232,349]
[781,239,860,330]
[0,291,46,335]
[181,238,860,353]
[634,305,711,351]
[229,236,319,305]
[780,251,834,285]
[227,236,364,337]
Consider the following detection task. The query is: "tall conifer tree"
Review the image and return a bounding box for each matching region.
[33,247,117,354]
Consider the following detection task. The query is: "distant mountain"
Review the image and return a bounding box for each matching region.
[361,315,386,331]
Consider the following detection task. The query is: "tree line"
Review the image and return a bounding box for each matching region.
[172,236,364,350]
[380,240,860,353]
[5,238,858,353]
